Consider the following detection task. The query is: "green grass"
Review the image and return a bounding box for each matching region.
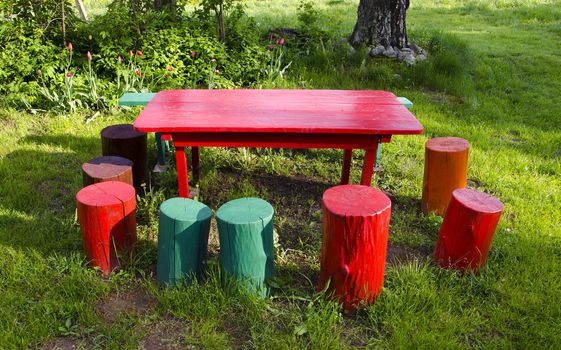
[1,0,561,348]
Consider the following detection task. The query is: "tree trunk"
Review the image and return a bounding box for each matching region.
[75,0,88,20]
[154,0,176,11]
[349,0,409,49]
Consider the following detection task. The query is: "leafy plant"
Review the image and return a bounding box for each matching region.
[263,37,292,83]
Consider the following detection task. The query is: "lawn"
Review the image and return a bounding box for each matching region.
[1,0,560,348]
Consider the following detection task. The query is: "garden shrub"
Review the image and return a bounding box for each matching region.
[0,22,66,107]
[0,0,270,110]
[403,31,474,96]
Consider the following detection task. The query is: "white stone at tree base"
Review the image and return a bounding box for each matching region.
[367,44,428,65]
[369,45,385,56]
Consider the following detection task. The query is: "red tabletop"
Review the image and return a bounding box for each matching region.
[133,89,423,135]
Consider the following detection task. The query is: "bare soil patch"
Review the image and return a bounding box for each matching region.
[95,288,157,323]
[140,316,193,350]
[37,337,80,350]
[386,244,431,266]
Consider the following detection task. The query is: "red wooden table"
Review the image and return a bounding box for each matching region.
[133,89,423,198]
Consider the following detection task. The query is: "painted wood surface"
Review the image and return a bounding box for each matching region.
[118,92,157,106]
[375,96,413,167]
[216,198,275,297]
[319,185,391,310]
[422,137,470,216]
[133,90,423,198]
[76,181,137,275]
[434,188,503,272]
[82,156,133,187]
[157,198,212,286]
[118,93,167,166]
[101,124,148,193]
[134,90,423,135]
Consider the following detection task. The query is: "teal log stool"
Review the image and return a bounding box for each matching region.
[157,198,212,286]
[216,198,275,297]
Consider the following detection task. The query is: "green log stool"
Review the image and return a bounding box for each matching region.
[216,198,275,297]
[157,198,212,286]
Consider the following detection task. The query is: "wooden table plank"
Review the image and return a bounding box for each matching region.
[134,90,423,135]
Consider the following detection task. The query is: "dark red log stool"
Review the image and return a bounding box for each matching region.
[76,181,137,275]
[434,188,503,272]
[319,185,391,310]
[82,156,133,187]
[101,124,147,193]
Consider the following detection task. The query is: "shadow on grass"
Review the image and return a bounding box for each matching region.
[0,134,111,254]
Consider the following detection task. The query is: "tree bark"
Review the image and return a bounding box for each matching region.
[154,0,176,11]
[75,0,88,20]
[349,0,409,49]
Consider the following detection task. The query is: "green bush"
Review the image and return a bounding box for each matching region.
[0,22,65,107]
[0,0,270,110]
[403,31,474,96]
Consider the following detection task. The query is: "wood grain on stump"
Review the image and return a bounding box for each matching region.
[319,185,391,310]
[76,181,137,275]
[82,156,133,187]
[434,188,503,272]
[157,198,212,286]
[101,124,148,193]
[422,137,470,216]
[216,198,274,297]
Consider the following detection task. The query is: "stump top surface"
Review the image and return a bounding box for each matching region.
[160,197,212,222]
[82,156,133,178]
[452,188,504,213]
[101,124,146,139]
[426,137,470,152]
[323,185,391,217]
[216,197,274,225]
[77,181,136,207]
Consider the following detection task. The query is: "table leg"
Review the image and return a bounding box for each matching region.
[341,149,352,184]
[175,146,190,198]
[155,132,166,166]
[191,146,200,183]
[360,144,379,187]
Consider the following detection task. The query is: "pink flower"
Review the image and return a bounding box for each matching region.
[279,38,285,45]
[191,51,196,58]
[164,73,170,77]
[167,67,173,71]
[86,51,92,62]
[135,68,141,76]
[67,42,73,51]
[117,56,122,63]
[275,39,279,45]
[66,72,74,78]
[136,50,142,57]
[129,50,134,57]
[267,44,274,50]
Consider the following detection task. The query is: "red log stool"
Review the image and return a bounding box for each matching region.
[422,137,470,216]
[76,181,137,275]
[319,185,391,310]
[101,124,147,193]
[434,188,503,272]
[82,156,133,187]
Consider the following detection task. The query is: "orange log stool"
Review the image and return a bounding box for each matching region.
[76,181,137,275]
[82,156,133,187]
[319,185,391,310]
[422,137,470,216]
[434,188,503,272]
